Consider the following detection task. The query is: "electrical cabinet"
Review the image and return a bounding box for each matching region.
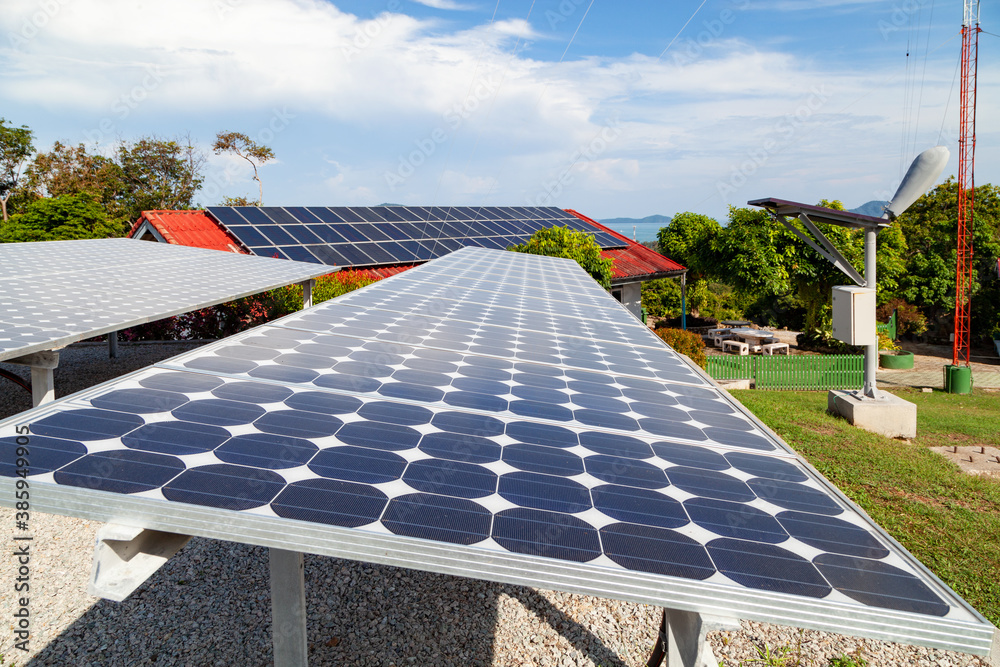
[831,286,876,345]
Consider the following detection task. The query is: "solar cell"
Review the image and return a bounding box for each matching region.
[0,246,993,656]
[0,239,330,363]
[206,205,628,269]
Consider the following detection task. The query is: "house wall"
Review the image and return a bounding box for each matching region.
[612,282,643,320]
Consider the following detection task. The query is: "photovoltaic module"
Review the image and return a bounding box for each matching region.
[205,205,625,267]
[0,247,994,655]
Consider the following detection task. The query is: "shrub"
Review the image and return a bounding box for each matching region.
[877,331,898,352]
[270,270,378,312]
[654,327,706,368]
[120,269,379,341]
[876,298,927,337]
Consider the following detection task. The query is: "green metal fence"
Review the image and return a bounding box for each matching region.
[876,309,897,341]
[706,354,863,390]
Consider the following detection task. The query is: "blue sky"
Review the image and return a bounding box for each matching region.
[1,0,996,222]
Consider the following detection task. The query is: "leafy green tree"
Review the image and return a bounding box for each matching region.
[0,192,118,242]
[713,206,794,297]
[24,137,204,233]
[656,212,721,281]
[641,277,682,318]
[0,118,34,222]
[709,203,907,332]
[509,225,614,289]
[116,136,204,219]
[895,178,1000,341]
[213,132,274,206]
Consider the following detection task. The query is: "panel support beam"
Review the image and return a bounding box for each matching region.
[646,609,739,667]
[301,280,315,310]
[773,213,865,286]
[108,331,119,358]
[88,523,191,601]
[5,350,60,407]
[270,548,309,667]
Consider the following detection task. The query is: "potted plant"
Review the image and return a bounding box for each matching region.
[878,332,914,369]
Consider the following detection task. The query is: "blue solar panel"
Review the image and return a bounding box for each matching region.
[207,205,627,268]
[0,247,992,655]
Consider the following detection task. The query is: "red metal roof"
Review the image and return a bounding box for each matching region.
[129,211,246,254]
[564,209,686,283]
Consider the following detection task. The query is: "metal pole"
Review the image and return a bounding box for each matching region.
[680,272,687,331]
[108,331,118,359]
[270,548,308,667]
[863,228,879,399]
[301,280,314,310]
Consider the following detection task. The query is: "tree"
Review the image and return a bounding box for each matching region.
[220,195,258,206]
[0,193,117,242]
[23,137,204,233]
[713,206,795,298]
[656,212,721,281]
[22,141,123,207]
[509,225,614,289]
[895,178,1000,341]
[0,119,34,222]
[213,132,274,206]
[116,135,204,218]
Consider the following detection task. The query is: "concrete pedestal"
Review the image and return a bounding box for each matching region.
[828,390,917,439]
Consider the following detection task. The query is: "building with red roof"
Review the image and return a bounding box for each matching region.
[129,207,685,320]
[130,211,245,254]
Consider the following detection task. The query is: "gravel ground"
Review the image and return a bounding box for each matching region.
[0,342,994,666]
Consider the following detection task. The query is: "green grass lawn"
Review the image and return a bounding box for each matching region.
[729,387,1000,627]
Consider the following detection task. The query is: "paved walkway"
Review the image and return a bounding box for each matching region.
[877,342,1000,390]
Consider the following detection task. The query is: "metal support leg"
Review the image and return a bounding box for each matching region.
[270,548,308,667]
[646,608,739,667]
[108,331,118,358]
[88,524,191,601]
[301,280,315,310]
[7,350,59,407]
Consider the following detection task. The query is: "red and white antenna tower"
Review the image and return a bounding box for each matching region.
[953,0,980,367]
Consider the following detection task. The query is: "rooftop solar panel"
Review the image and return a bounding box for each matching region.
[0,247,994,657]
[207,205,628,269]
[0,238,330,363]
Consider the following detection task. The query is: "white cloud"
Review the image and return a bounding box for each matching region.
[411,0,474,10]
[1,0,991,219]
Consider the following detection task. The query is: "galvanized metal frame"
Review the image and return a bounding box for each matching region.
[0,476,991,655]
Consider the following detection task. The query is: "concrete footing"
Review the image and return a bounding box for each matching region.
[716,378,753,390]
[828,390,917,439]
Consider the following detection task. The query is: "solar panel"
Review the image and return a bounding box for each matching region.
[206,205,628,269]
[0,238,330,362]
[0,247,994,656]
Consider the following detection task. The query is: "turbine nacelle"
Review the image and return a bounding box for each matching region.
[883,145,951,220]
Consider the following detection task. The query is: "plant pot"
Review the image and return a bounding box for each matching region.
[879,350,914,369]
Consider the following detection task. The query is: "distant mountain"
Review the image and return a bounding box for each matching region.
[599,214,672,227]
[850,201,889,217]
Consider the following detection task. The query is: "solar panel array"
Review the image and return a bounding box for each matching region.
[0,248,993,655]
[206,205,626,268]
[0,238,329,362]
